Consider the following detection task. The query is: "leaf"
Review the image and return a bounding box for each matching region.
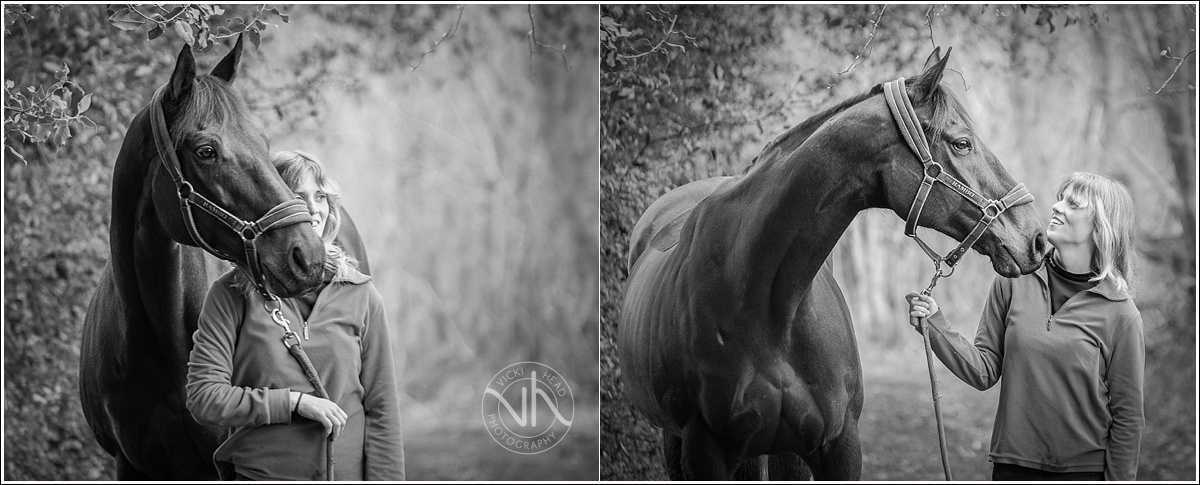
[108,9,144,31]
[52,125,70,147]
[267,7,289,23]
[33,123,51,142]
[76,93,92,114]
[247,28,261,50]
[5,144,26,163]
[174,21,194,45]
[147,24,163,41]
[225,17,247,32]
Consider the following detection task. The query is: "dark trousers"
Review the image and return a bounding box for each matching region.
[992,463,1105,481]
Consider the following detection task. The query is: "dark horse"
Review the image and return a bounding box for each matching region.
[80,36,370,480]
[618,48,1048,480]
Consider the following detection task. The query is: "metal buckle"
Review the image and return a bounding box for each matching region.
[982,201,1001,219]
[924,161,942,179]
[281,331,301,348]
[240,224,259,242]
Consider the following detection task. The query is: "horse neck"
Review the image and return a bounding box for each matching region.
[686,128,879,322]
[109,110,221,362]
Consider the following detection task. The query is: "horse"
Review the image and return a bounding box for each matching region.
[618,47,1049,480]
[80,35,370,480]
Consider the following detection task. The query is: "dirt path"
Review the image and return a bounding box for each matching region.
[404,404,598,480]
[859,344,999,481]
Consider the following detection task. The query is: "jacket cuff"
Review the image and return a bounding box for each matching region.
[268,388,293,424]
[925,310,950,334]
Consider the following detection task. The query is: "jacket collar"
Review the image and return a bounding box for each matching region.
[1034,262,1129,302]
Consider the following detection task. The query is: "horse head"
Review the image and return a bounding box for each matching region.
[873,47,1047,277]
[149,35,325,297]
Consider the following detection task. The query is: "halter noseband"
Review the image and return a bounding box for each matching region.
[883,78,1033,275]
[148,84,312,299]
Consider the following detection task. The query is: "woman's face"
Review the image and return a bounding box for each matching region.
[1046,188,1095,250]
[291,173,329,237]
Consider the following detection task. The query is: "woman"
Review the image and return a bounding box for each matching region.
[186,150,405,480]
[906,172,1144,481]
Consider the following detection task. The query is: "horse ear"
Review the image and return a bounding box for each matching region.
[166,43,196,109]
[914,46,952,101]
[210,33,244,84]
[922,46,943,72]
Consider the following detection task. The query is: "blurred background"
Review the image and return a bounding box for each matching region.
[601,4,1195,481]
[4,4,598,480]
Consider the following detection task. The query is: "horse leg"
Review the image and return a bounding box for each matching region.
[116,452,152,481]
[813,415,862,480]
[680,419,734,480]
[768,453,812,481]
[730,455,767,480]
[662,430,684,480]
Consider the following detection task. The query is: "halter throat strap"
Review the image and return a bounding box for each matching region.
[148,84,312,298]
[883,78,1034,269]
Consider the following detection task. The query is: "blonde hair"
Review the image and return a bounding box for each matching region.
[1055,172,1138,294]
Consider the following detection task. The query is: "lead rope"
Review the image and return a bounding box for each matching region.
[267,299,335,481]
[912,262,953,481]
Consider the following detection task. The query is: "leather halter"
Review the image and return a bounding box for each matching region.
[148,83,312,299]
[883,78,1034,273]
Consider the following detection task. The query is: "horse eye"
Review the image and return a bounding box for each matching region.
[195,146,216,159]
[952,138,972,152]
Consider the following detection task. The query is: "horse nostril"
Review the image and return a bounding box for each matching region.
[1032,229,1049,257]
[291,244,311,273]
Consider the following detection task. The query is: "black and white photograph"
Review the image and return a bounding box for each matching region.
[600,3,1195,482]
[4,2,1199,484]
[4,3,598,481]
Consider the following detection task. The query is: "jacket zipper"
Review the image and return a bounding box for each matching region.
[1045,286,1091,331]
[1043,279,1053,331]
[282,299,312,340]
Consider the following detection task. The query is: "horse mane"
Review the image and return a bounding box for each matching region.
[743,76,973,174]
[168,75,262,148]
[744,84,883,174]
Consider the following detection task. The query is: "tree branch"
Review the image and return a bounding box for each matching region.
[828,5,887,89]
[1148,48,1196,95]
[527,5,569,72]
[409,5,464,71]
[620,12,677,60]
[618,8,696,62]
[924,6,936,48]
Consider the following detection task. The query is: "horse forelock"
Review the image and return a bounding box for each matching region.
[745,84,884,173]
[168,75,263,149]
[924,82,976,141]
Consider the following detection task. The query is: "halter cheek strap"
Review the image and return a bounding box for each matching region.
[148,83,312,299]
[883,78,1034,271]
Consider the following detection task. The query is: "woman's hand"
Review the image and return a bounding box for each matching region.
[293,391,347,440]
[906,292,940,330]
